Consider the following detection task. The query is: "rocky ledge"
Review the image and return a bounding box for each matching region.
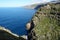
[0,26,26,40]
[31,2,60,40]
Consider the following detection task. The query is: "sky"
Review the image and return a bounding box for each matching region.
[0,0,55,7]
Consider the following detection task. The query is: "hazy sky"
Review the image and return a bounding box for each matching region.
[0,0,55,7]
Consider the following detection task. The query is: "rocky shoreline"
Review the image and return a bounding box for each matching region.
[0,1,60,40]
[0,26,26,40]
[31,2,60,40]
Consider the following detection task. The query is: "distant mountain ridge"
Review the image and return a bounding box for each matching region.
[23,3,40,9]
[23,1,60,10]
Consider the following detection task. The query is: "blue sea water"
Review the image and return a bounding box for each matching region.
[0,7,36,36]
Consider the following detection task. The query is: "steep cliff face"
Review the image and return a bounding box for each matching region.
[0,2,60,40]
[32,3,60,40]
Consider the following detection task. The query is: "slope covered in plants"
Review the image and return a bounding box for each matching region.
[32,2,60,40]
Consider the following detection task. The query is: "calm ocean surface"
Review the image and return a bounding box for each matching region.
[0,7,36,35]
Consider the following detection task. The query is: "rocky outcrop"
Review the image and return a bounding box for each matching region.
[0,26,26,40]
[26,20,37,40]
[30,3,60,40]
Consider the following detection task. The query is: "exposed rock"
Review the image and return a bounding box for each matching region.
[30,2,60,40]
[0,26,26,40]
[26,20,37,40]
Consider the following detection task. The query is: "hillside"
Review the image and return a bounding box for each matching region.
[32,2,60,40]
[0,1,60,40]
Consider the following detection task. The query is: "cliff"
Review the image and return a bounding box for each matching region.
[31,2,60,40]
[0,1,60,40]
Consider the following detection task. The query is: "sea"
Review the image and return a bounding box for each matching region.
[0,7,36,36]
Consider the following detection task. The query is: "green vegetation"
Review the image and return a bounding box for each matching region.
[32,3,60,40]
[0,2,60,40]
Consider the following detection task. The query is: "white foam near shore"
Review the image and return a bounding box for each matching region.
[0,26,28,39]
[0,26,19,37]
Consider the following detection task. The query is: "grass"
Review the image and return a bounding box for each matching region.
[32,3,60,40]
